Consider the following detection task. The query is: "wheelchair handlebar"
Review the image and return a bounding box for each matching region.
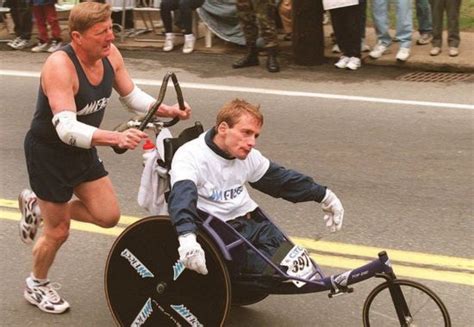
[112,72,186,154]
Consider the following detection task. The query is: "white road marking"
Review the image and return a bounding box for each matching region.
[1,69,473,110]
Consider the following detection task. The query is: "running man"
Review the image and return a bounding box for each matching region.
[19,1,191,314]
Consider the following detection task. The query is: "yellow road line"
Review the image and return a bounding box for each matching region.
[0,199,18,208]
[1,207,473,286]
[309,253,474,286]
[0,209,132,235]
[292,236,474,272]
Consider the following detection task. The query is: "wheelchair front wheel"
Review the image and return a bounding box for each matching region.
[362,278,451,326]
[104,216,231,326]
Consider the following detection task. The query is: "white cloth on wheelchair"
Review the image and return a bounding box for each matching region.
[137,129,172,215]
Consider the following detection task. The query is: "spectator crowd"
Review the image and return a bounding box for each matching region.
[2,0,464,72]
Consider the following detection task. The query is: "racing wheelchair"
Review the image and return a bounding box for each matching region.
[104,73,451,326]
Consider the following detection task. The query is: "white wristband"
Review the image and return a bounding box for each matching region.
[119,84,156,115]
[52,111,97,149]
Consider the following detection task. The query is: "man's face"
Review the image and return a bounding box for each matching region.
[76,18,115,58]
[217,113,262,160]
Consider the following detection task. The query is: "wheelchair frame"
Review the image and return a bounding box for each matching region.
[104,73,451,326]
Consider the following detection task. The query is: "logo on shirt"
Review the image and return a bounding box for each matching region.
[208,185,243,201]
[77,97,109,116]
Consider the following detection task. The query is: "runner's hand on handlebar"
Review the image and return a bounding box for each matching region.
[178,233,208,275]
[116,128,147,150]
[321,189,344,233]
[158,101,192,120]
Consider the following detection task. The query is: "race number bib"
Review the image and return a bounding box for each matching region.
[280,245,316,288]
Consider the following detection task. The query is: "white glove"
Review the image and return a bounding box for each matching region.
[178,233,208,275]
[321,189,344,232]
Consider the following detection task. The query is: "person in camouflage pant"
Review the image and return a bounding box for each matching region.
[232,0,280,72]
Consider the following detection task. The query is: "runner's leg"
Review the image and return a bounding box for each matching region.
[70,175,121,228]
[32,200,70,279]
[32,176,120,279]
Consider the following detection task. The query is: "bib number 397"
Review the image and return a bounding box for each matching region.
[280,245,316,288]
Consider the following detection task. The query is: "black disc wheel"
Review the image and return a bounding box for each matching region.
[105,216,231,326]
[362,279,451,326]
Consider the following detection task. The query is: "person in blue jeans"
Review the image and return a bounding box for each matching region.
[415,0,433,45]
[369,0,413,62]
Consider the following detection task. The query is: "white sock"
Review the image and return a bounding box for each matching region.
[30,273,49,285]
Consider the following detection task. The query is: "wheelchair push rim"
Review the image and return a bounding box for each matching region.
[104,216,231,326]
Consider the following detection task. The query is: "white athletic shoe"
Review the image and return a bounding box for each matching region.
[31,42,49,53]
[24,277,70,314]
[163,33,174,52]
[18,189,42,244]
[334,56,350,69]
[396,47,410,62]
[369,42,388,59]
[430,47,441,56]
[182,34,196,54]
[8,37,30,50]
[47,40,62,53]
[448,47,459,57]
[346,57,361,70]
[7,36,22,47]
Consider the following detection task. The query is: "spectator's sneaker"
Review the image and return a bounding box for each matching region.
[9,38,30,50]
[31,42,49,53]
[416,33,433,45]
[346,57,361,71]
[334,56,350,69]
[332,44,341,53]
[430,47,441,56]
[369,43,388,59]
[182,34,195,54]
[7,36,22,48]
[396,47,410,62]
[24,277,70,314]
[18,189,42,244]
[47,40,62,53]
[448,47,459,57]
[163,33,174,52]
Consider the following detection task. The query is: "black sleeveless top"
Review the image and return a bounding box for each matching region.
[29,44,115,143]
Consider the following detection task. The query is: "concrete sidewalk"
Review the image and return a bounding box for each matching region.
[1,18,473,73]
[114,25,474,73]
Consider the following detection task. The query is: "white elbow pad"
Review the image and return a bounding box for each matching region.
[119,84,156,115]
[52,111,97,149]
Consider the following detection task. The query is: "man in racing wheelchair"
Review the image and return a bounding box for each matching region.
[168,98,344,276]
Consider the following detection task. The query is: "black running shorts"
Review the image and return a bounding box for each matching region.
[24,131,109,203]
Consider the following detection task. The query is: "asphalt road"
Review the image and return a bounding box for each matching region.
[0,49,473,326]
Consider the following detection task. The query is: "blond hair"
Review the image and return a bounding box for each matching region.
[68,2,111,34]
[216,99,263,129]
